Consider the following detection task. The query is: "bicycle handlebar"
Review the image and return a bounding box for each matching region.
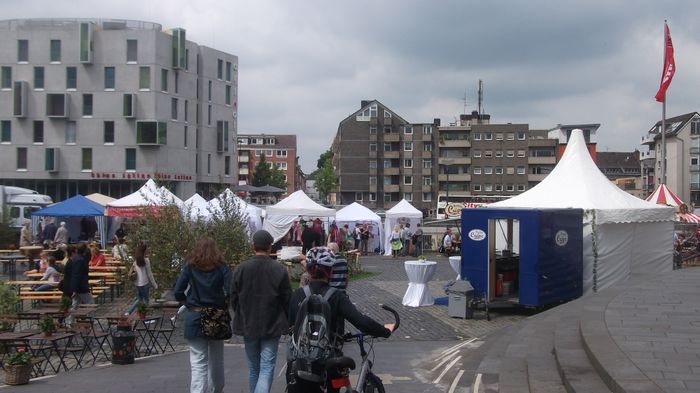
[380,304,400,332]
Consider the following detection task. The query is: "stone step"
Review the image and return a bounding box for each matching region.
[553,299,612,393]
[578,289,664,393]
[525,311,567,393]
[476,324,523,392]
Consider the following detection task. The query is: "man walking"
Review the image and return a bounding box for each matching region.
[412,223,424,257]
[232,230,292,393]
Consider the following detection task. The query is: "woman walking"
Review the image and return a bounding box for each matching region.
[390,225,403,258]
[174,237,232,393]
[126,243,158,314]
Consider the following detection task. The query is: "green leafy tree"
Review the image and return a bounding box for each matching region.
[315,159,337,204]
[269,165,288,190]
[309,150,334,179]
[251,154,272,187]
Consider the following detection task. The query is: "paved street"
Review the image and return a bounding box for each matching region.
[4,252,529,392]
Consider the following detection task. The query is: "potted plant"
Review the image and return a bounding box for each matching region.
[4,347,31,385]
[39,317,56,337]
[135,301,148,319]
[418,255,427,262]
[0,281,18,332]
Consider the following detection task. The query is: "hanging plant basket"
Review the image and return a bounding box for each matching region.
[4,364,31,385]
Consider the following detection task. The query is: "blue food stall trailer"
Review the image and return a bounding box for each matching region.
[460,207,583,308]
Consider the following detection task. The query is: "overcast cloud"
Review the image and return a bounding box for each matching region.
[4,0,700,173]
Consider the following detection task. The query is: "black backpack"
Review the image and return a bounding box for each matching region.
[287,286,337,382]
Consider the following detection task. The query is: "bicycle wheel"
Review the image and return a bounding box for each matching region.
[362,373,386,393]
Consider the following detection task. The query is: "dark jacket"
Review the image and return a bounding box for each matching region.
[231,254,291,339]
[288,281,391,343]
[67,255,90,294]
[173,263,232,339]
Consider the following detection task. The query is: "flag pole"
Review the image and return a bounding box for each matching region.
[662,97,666,185]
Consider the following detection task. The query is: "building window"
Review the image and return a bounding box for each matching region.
[355,192,363,202]
[383,176,392,185]
[255,149,261,157]
[473,150,482,158]
[17,40,28,62]
[139,66,150,89]
[404,159,413,168]
[207,105,211,125]
[216,121,229,152]
[484,150,493,158]
[473,167,482,175]
[369,192,376,202]
[383,160,391,168]
[404,142,413,151]
[485,133,493,141]
[517,150,526,158]
[208,81,212,101]
[226,61,232,81]
[495,184,503,192]
[225,85,231,105]
[422,176,431,186]
[495,150,503,158]
[184,100,188,122]
[276,162,288,170]
[126,39,137,62]
[484,184,493,192]
[184,125,188,148]
[123,94,135,117]
[517,184,526,191]
[484,166,493,175]
[473,184,482,192]
[66,67,77,89]
[507,184,515,191]
[383,143,391,152]
[1,121,10,143]
[507,150,514,158]
[507,133,515,140]
[125,148,136,170]
[384,125,393,134]
[370,105,377,117]
[369,160,377,169]
[103,121,115,144]
[33,120,43,143]
[34,67,44,89]
[495,166,503,175]
[404,193,413,202]
[384,110,392,118]
[65,121,76,144]
[82,148,92,170]
[517,132,526,140]
[1,67,11,89]
[496,133,503,141]
[422,159,432,169]
[423,125,432,134]
[174,72,179,93]
[17,147,27,170]
[50,39,61,62]
[422,192,432,202]
[104,67,115,89]
[217,59,223,79]
[369,125,377,134]
[369,143,377,152]
[404,176,412,185]
[369,176,377,185]
[276,149,287,157]
[384,193,392,203]
[82,94,93,116]
[207,154,211,174]
[404,125,413,134]
[161,69,168,91]
[473,132,481,140]
[171,98,178,120]
[507,167,515,175]
[517,166,525,175]
[423,143,432,152]
[224,156,231,176]
[44,148,56,171]
[136,121,167,145]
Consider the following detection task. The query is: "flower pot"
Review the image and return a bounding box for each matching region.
[4,364,31,385]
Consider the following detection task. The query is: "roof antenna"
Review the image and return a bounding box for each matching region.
[462,88,468,115]
[478,79,484,115]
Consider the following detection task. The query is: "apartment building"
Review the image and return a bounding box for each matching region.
[236,133,301,197]
[0,18,238,201]
[640,112,700,205]
[331,100,439,213]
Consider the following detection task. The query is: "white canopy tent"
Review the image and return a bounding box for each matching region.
[208,189,263,234]
[263,190,336,243]
[383,199,423,256]
[490,129,675,294]
[106,179,161,217]
[183,193,211,221]
[336,202,384,253]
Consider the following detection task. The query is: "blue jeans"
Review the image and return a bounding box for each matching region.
[187,336,224,393]
[127,285,150,314]
[243,336,280,393]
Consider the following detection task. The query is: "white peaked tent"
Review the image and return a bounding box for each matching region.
[208,189,263,234]
[184,193,211,221]
[106,179,161,217]
[490,129,675,293]
[263,190,336,243]
[383,199,423,256]
[336,202,384,253]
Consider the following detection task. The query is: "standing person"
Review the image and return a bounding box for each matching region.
[442,228,454,257]
[360,224,370,255]
[232,230,292,393]
[353,225,362,250]
[173,237,232,393]
[54,222,68,246]
[42,219,58,248]
[126,243,158,314]
[326,242,348,291]
[326,222,339,245]
[20,222,32,247]
[301,222,319,255]
[412,223,424,257]
[338,224,348,252]
[390,225,403,258]
[402,223,412,257]
[68,243,93,309]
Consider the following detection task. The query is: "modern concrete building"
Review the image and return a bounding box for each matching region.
[640,112,700,206]
[0,18,238,201]
[331,100,439,214]
[235,133,302,197]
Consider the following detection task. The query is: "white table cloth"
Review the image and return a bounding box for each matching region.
[449,256,461,280]
[402,260,437,307]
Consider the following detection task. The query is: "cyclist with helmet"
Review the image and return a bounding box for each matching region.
[286,246,394,393]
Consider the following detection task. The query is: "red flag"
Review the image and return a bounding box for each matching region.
[655,22,676,102]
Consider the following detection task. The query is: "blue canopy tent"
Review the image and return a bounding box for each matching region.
[31,195,108,248]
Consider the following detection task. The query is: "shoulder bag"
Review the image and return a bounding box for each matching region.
[196,266,232,340]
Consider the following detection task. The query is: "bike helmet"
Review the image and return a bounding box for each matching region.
[305,246,335,268]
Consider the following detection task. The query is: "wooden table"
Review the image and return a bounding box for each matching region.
[26,332,78,373]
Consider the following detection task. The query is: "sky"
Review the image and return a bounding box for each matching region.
[4,1,700,173]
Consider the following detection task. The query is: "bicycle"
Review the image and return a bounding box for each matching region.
[325,304,400,393]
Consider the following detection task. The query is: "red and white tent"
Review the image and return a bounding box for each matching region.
[646,184,700,223]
